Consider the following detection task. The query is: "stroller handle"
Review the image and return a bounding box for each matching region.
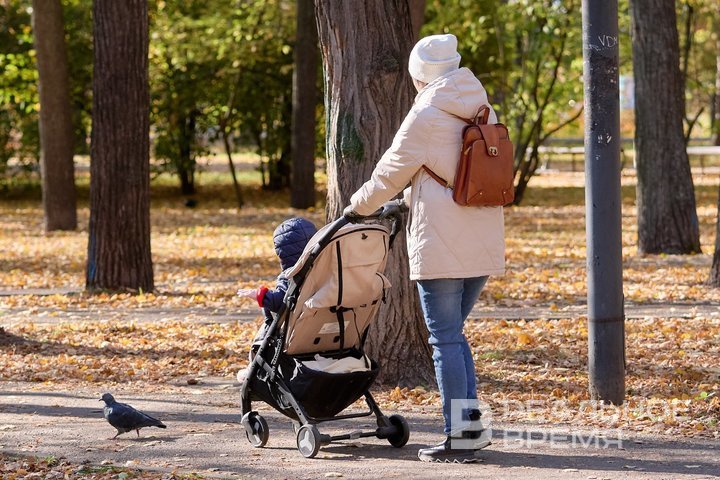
[343,202,403,248]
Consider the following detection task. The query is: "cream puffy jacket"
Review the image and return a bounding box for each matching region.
[349,67,505,280]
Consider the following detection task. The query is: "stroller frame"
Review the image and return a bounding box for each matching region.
[239,212,409,458]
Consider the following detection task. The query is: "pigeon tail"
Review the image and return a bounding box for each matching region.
[147,418,166,428]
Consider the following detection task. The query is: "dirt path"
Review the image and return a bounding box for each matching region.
[1,299,718,326]
[1,380,718,479]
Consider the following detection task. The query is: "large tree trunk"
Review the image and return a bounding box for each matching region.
[630,0,701,254]
[32,0,77,232]
[408,0,426,40]
[315,0,434,387]
[711,8,720,285]
[714,9,720,147]
[290,0,318,209]
[87,0,153,292]
[711,192,720,285]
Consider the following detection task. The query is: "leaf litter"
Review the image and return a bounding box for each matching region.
[1,172,719,480]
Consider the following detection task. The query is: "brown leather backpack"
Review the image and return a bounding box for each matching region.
[423,106,515,207]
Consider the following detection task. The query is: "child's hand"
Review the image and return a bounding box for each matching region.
[236,288,256,299]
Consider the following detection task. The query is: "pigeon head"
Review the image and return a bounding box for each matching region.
[100,393,116,405]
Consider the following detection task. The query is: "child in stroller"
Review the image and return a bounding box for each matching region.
[237,217,318,380]
[238,207,409,458]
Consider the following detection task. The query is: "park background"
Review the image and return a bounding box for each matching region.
[1,0,720,478]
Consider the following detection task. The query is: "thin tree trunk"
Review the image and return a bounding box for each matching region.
[220,125,244,209]
[290,0,318,209]
[32,0,77,231]
[87,0,153,292]
[177,111,197,196]
[219,93,244,209]
[630,0,701,254]
[315,0,434,387]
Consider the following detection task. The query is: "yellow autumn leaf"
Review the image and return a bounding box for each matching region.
[517,332,534,346]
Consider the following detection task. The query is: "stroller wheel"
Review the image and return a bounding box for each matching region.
[296,424,321,458]
[242,411,269,447]
[387,414,410,448]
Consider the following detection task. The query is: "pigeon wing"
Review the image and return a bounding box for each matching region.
[109,402,165,430]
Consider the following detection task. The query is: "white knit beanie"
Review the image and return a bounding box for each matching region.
[408,34,462,84]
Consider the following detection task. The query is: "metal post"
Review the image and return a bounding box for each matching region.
[582,0,625,405]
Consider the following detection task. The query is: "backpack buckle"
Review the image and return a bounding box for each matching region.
[488,146,499,156]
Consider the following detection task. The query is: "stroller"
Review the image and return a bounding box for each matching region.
[239,207,409,458]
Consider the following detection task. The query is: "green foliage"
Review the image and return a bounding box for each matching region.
[63,0,93,155]
[676,0,718,139]
[0,1,39,175]
[1,0,297,195]
[149,0,220,194]
[7,0,714,199]
[149,0,295,193]
[424,0,584,203]
[0,0,92,182]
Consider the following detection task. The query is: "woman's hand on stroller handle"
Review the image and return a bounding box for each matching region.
[340,201,404,248]
[342,205,362,220]
[379,199,407,220]
[342,200,406,222]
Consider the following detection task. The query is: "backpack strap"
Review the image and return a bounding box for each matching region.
[422,165,452,189]
[473,105,491,125]
[453,105,491,125]
[421,105,492,188]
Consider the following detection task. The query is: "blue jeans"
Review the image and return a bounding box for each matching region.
[417,276,488,435]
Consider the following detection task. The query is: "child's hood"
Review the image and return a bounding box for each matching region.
[273,217,318,271]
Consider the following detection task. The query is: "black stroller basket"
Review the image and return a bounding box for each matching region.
[248,340,379,420]
[239,207,409,458]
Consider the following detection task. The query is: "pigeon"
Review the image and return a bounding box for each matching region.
[100,393,166,439]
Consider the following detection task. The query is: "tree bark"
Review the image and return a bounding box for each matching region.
[87,0,153,292]
[177,110,197,196]
[290,0,318,209]
[714,9,720,146]
[32,0,77,231]
[408,0,426,40]
[711,191,720,285]
[709,5,720,287]
[315,0,434,387]
[630,0,701,254]
[712,6,720,286]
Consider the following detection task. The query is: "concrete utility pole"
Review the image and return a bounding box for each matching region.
[581,0,625,405]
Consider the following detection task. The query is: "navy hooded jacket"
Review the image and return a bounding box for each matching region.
[261,217,317,313]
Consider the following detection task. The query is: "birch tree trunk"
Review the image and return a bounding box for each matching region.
[315,0,434,386]
[32,0,77,232]
[630,0,701,254]
[86,0,153,292]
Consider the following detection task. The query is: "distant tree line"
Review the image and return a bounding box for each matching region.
[2,0,720,289]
